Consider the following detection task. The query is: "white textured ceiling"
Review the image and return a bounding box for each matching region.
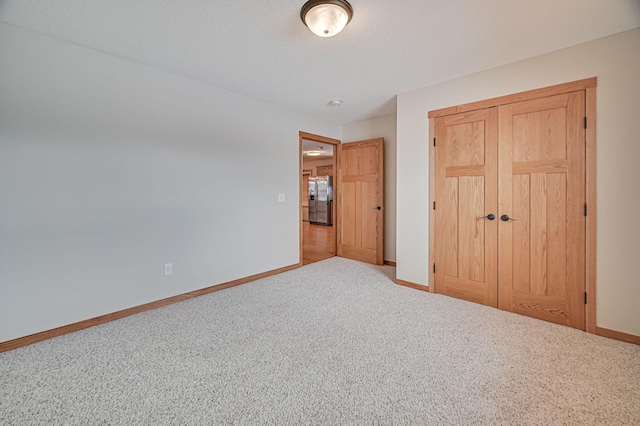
[1,1,639,124]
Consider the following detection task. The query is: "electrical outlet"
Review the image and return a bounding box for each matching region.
[278,193,286,202]
[164,263,173,275]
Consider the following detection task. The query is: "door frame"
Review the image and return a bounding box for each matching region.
[299,131,341,266]
[301,169,312,222]
[428,77,597,333]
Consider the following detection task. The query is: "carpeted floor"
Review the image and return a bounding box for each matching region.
[1,257,639,425]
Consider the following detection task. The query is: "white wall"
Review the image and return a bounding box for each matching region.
[397,28,640,336]
[342,114,397,263]
[0,23,340,343]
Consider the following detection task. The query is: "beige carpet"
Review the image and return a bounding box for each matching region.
[1,257,639,425]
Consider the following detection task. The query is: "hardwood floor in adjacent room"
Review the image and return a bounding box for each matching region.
[302,221,335,265]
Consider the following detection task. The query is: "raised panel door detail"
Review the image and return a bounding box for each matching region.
[341,181,357,247]
[443,177,459,278]
[342,144,377,177]
[361,181,378,250]
[446,121,485,167]
[458,176,486,283]
[512,106,567,163]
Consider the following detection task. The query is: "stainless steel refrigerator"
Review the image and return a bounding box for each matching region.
[308,175,333,226]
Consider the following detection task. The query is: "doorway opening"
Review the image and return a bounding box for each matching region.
[299,132,340,265]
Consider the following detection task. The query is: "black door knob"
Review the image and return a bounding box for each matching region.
[487,214,495,221]
[501,214,510,221]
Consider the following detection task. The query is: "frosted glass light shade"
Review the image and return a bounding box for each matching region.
[301,0,353,38]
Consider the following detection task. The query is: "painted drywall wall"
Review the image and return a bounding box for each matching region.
[397,28,640,336]
[0,23,340,343]
[342,114,397,263]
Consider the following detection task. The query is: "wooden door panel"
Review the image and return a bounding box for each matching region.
[499,91,585,329]
[512,107,568,162]
[337,138,384,265]
[342,147,358,176]
[546,173,568,299]
[361,181,378,250]
[529,173,548,296]
[342,143,378,176]
[341,181,357,247]
[458,176,485,283]
[435,109,498,307]
[511,292,569,324]
[443,177,459,278]
[357,146,378,175]
[512,172,569,298]
[443,276,491,305]
[512,174,530,294]
[446,121,485,166]
[441,174,490,289]
[512,160,568,174]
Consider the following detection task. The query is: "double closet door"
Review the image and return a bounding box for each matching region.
[434,90,586,330]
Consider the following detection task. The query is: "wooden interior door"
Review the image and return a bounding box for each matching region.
[434,109,498,306]
[337,138,384,265]
[498,92,586,328]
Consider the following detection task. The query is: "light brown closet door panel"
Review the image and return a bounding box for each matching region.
[435,109,498,307]
[498,92,586,329]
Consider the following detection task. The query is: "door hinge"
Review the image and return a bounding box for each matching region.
[433,138,436,147]
[433,264,436,274]
[584,203,587,216]
[584,117,587,129]
[433,201,436,210]
[584,292,587,304]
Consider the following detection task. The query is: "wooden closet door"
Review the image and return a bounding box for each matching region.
[337,138,384,265]
[435,109,498,307]
[498,92,586,329]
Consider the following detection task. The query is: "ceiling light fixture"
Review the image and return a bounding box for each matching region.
[305,146,325,156]
[328,99,342,106]
[301,0,353,38]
